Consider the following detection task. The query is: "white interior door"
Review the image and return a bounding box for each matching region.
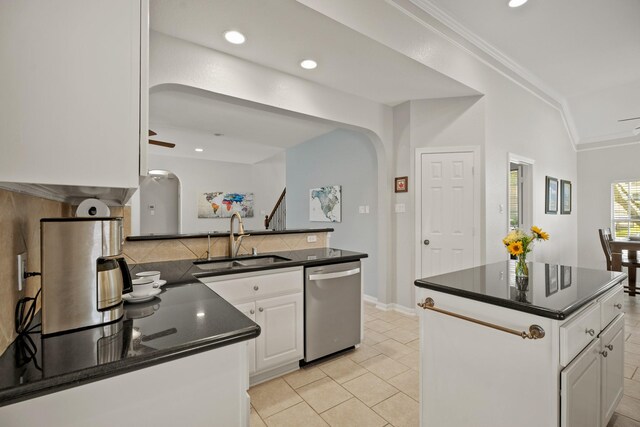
[421,151,475,277]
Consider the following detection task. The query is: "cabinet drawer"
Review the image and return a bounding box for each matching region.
[251,269,302,299]
[560,303,601,367]
[205,276,253,302]
[202,267,302,303]
[600,286,624,331]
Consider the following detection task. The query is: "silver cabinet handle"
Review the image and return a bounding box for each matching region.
[253,285,259,291]
[600,350,608,357]
[615,303,622,309]
[424,239,430,246]
[586,328,595,337]
[605,344,613,351]
[258,307,264,312]
[249,309,255,315]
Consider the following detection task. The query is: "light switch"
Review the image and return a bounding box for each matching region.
[365,206,370,214]
[307,235,317,243]
[359,206,365,214]
[395,203,406,213]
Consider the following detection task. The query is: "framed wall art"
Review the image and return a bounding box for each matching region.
[395,176,408,193]
[560,180,572,215]
[545,176,558,214]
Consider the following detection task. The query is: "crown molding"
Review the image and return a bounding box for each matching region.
[576,133,640,152]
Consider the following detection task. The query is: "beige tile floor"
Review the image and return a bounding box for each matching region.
[249,298,640,427]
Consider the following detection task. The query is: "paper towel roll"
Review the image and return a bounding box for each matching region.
[76,199,111,217]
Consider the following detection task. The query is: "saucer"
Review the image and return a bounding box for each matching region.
[155,279,167,287]
[124,288,161,304]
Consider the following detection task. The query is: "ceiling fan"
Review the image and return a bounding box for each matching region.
[148,130,176,148]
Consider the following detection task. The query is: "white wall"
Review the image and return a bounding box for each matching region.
[150,4,578,308]
[577,144,640,269]
[139,175,179,234]
[304,0,578,310]
[286,129,379,297]
[146,153,285,233]
[150,30,393,304]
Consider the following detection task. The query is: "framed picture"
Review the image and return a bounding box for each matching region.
[560,180,572,214]
[561,265,572,289]
[309,185,342,222]
[395,176,408,193]
[545,176,558,214]
[545,264,559,296]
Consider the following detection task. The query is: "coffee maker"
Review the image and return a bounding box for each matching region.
[40,217,133,335]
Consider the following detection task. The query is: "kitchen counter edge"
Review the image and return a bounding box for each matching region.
[126,228,334,241]
[414,273,626,320]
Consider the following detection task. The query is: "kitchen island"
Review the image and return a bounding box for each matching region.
[414,261,626,427]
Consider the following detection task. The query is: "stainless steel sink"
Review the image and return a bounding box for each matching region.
[194,255,291,271]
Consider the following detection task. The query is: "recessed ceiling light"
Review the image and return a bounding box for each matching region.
[300,59,318,70]
[195,148,204,152]
[224,30,246,45]
[508,0,528,7]
[214,133,224,137]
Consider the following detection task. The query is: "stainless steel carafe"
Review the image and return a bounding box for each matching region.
[40,217,132,335]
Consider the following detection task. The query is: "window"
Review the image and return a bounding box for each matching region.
[612,181,640,238]
[509,163,522,229]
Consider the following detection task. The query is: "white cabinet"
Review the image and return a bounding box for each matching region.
[418,282,625,427]
[201,267,304,382]
[235,302,257,375]
[255,293,304,373]
[0,0,148,202]
[600,315,625,425]
[561,339,602,427]
[560,313,624,427]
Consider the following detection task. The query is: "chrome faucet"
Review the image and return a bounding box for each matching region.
[229,212,249,258]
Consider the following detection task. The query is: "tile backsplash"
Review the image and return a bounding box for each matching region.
[123,232,328,264]
[0,188,72,356]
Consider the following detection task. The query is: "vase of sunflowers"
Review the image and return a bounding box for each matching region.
[503,226,550,289]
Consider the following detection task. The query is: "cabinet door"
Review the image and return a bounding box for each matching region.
[234,302,257,375]
[0,0,141,188]
[255,293,303,373]
[561,339,601,427]
[601,315,624,426]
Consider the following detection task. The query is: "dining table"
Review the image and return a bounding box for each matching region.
[609,238,640,295]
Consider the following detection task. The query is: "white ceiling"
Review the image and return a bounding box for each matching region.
[149,0,478,107]
[148,0,480,164]
[410,0,640,146]
[149,85,336,164]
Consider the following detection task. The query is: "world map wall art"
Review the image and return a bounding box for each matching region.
[198,192,254,218]
[309,185,341,222]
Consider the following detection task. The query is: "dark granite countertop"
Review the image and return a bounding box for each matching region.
[126,228,334,241]
[0,247,367,407]
[414,261,626,320]
[0,282,259,407]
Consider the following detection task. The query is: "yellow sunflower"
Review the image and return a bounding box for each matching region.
[531,226,550,241]
[508,241,524,256]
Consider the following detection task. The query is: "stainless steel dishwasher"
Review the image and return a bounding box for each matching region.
[304,261,361,362]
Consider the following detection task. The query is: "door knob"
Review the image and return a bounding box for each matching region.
[249,309,255,315]
[424,239,430,246]
[258,307,264,312]
[254,285,259,291]
[605,344,613,351]
[585,328,595,337]
[600,350,608,358]
[614,303,622,309]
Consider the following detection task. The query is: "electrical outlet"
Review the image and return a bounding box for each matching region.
[17,252,27,292]
[307,235,317,243]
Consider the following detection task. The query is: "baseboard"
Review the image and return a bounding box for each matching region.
[363,294,417,317]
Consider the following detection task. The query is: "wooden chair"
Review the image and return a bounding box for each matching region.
[599,228,639,295]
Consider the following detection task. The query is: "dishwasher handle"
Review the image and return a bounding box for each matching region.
[308,268,360,281]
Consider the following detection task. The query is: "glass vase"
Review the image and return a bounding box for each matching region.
[515,254,529,290]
